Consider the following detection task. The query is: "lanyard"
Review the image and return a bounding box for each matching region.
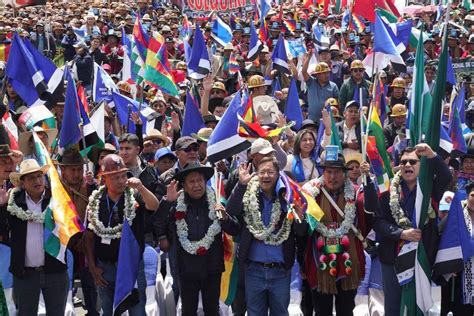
[106,194,120,227]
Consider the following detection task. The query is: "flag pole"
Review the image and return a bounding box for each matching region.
[359,86,366,185]
[126,104,132,133]
[79,122,90,172]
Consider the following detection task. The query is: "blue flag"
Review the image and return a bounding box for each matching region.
[182,92,205,137]
[454,84,471,134]
[271,35,290,75]
[59,68,82,152]
[447,54,456,86]
[433,193,474,284]
[259,0,271,19]
[211,15,233,47]
[449,97,468,154]
[187,25,211,80]
[395,20,412,48]
[373,13,400,55]
[207,91,251,163]
[113,221,141,316]
[285,78,303,130]
[93,63,118,103]
[5,33,63,107]
[112,92,149,134]
[247,20,263,61]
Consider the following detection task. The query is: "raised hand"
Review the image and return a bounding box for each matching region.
[166,180,180,202]
[238,163,255,185]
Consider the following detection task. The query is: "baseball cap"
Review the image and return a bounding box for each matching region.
[154,147,177,162]
[175,136,198,151]
[250,138,275,155]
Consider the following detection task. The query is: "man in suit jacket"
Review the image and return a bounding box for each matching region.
[7,159,69,316]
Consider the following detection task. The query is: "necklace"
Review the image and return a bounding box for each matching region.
[86,186,137,240]
[242,178,293,245]
[175,188,221,256]
[389,171,413,229]
[7,188,45,223]
[303,177,356,238]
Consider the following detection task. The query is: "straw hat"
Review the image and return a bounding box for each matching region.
[143,129,169,146]
[191,127,213,142]
[10,159,49,186]
[18,126,58,157]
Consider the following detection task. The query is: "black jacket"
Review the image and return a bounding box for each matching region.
[73,52,93,86]
[159,194,240,279]
[227,183,307,270]
[383,122,405,148]
[336,121,362,151]
[370,155,452,264]
[7,189,67,278]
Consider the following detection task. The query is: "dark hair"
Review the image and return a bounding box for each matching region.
[118,133,140,147]
[293,129,316,158]
[466,182,474,196]
[256,156,279,172]
[399,146,417,161]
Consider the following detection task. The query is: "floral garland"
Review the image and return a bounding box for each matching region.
[175,188,221,256]
[242,178,293,245]
[86,186,137,240]
[389,172,413,229]
[304,177,356,238]
[7,188,45,223]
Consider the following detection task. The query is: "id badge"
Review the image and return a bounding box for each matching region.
[101,238,111,245]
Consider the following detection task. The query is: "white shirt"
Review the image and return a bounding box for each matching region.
[342,122,359,157]
[24,192,45,268]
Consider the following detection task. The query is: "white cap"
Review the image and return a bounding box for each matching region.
[250,138,275,155]
[0,61,5,70]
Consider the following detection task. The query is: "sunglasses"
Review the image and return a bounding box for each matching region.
[183,145,198,152]
[400,159,419,166]
[151,139,162,145]
[352,69,364,73]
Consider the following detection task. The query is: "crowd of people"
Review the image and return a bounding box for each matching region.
[0,0,473,315]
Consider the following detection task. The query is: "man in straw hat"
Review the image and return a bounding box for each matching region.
[6,159,70,315]
[84,154,159,316]
[140,129,169,164]
[302,151,374,316]
[19,126,58,162]
[192,127,213,164]
[159,162,240,315]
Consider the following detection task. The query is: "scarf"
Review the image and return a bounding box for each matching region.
[463,206,474,305]
[291,154,316,183]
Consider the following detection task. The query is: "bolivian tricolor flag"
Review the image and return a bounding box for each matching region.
[0,43,10,62]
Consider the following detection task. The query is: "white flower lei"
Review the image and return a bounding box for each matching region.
[175,188,221,255]
[86,185,137,240]
[7,188,45,223]
[304,177,356,238]
[389,171,413,229]
[242,178,293,246]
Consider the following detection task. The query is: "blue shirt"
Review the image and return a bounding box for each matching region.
[306,78,339,123]
[248,179,286,264]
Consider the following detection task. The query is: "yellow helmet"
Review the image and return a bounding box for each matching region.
[350,59,365,70]
[390,104,407,117]
[391,77,406,89]
[325,98,339,107]
[313,62,330,74]
[248,75,267,89]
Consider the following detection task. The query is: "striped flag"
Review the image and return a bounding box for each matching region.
[131,17,148,84]
[271,35,290,75]
[312,23,330,52]
[211,15,233,47]
[187,25,211,80]
[220,233,239,305]
[228,52,239,75]
[179,15,192,42]
[32,131,84,263]
[407,30,432,146]
[121,28,134,83]
[247,20,263,61]
[448,97,467,154]
[368,106,394,179]
[0,43,10,62]
[366,136,390,193]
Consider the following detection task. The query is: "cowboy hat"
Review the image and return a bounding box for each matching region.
[57,148,85,166]
[191,128,213,143]
[10,159,49,186]
[172,162,214,183]
[18,126,58,157]
[143,129,169,146]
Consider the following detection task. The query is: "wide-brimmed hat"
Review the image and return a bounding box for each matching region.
[191,128,213,142]
[143,129,169,146]
[19,126,58,156]
[10,159,49,186]
[172,162,214,183]
[90,143,117,164]
[99,154,128,176]
[57,148,84,166]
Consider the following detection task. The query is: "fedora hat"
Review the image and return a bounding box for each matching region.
[143,129,169,146]
[99,154,128,176]
[89,143,117,164]
[19,126,58,157]
[57,148,84,166]
[10,159,49,186]
[172,162,214,183]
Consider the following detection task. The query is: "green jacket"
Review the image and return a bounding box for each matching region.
[338,77,372,110]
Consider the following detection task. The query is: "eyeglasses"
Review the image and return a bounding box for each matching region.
[183,145,198,153]
[400,159,419,166]
[257,170,276,177]
[151,139,162,145]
